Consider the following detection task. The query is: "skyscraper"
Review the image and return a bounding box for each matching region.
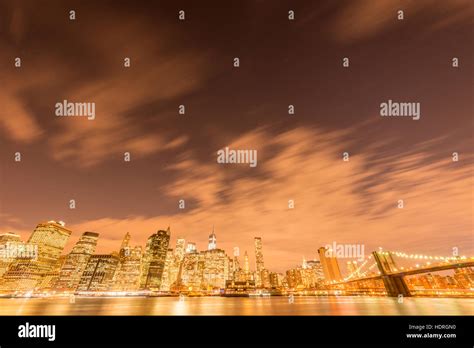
[0,221,72,291]
[254,237,265,287]
[202,248,230,289]
[77,254,119,292]
[318,247,342,282]
[0,232,23,277]
[160,248,180,291]
[175,238,186,261]
[112,233,143,291]
[55,231,99,291]
[140,227,171,290]
[208,226,217,250]
[254,237,265,272]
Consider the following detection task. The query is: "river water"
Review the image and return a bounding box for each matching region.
[0,296,472,315]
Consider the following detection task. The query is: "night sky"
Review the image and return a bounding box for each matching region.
[0,0,472,272]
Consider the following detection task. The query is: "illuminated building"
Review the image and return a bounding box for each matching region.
[208,226,217,250]
[260,268,271,288]
[186,242,197,254]
[201,248,230,289]
[180,251,204,290]
[77,254,119,292]
[318,246,342,282]
[55,231,99,291]
[160,248,180,291]
[254,237,265,287]
[306,260,324,283]
[0,232,23,277]
[286,269,302,289]
[0,221,71,292]
[112,233,143,291]
[232,248,240,271]
[38,255,67,291]
[269,272,284,288]
[140,227,171,290]
[244,251,250,274]
[175,238,186,261]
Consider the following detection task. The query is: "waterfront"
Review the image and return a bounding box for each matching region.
[0,296,472,316]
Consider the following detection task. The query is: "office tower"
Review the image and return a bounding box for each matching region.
[244,251,250,274]
[254,238,265,272]
[0,232,23,277]
[140,227,171,290]
[318,247,343,282]
[306,259,324,283]
[113,233,143,291]
[38,254,67,291]
[175,238,186,261]
[0,221,72,291]
[260,268,271,288]
[202,248,230,289]
[269,272,284,288]
[208,226,217,250]
[286,268,303,289]
[232,247,240,273]
[55,231,99,291]
[254,237,265,287]
[186,242,197,254]
[180,252,204,290]
[77,254,119,292]
[160,248,180,291]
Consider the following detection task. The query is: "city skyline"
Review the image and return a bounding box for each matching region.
[1,220,472,298]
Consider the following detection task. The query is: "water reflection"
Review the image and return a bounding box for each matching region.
[0,297,472,316]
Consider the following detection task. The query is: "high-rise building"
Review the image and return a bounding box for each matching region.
[140,227,171,290]
[269,272,284,288]
[77,254,119,292]
[254,237,265,272]
[175,238,186,261]
[0,232,23,277]
[201,248,230,289]
[112,233,142,291]
[180,252,204,290]
[244,251,249,274]
[55,231,99,291]
[160,248,180,291]
[208,226,217,250]
[318,247,342,282]
[306,260,324,283]
[186,242,197,254]
[232,248,240,273]
[0,221,72,292]
[254,237,266,287]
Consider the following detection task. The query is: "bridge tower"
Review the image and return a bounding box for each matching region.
[372,251,411,297]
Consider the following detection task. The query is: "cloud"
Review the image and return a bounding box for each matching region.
[0,94,43,143]
[62,126,473,272]
[329,0,474,43]
[0,4,210,168]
